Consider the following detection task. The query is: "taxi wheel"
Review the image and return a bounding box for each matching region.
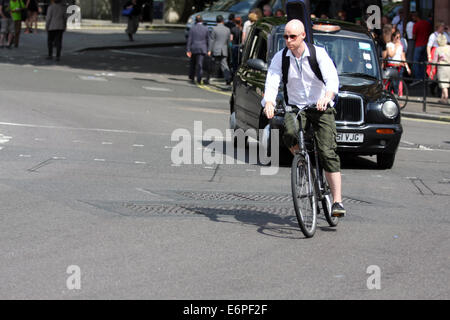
[377,153,396,169]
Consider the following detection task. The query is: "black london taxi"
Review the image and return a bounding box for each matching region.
[229,17,403,169]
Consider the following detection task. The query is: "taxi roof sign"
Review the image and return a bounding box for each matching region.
[312,24,341,32]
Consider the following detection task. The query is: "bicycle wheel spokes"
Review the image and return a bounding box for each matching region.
[291,154,317,238]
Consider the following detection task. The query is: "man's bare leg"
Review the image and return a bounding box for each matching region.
[325,171,342,203]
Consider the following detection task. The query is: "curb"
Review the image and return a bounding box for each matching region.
[35,22,185,30]
[75,41,186,52]
[401,112,450,123]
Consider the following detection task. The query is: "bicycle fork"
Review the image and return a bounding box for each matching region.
[296,130,315,199]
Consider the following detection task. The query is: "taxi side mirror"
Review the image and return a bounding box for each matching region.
[247,58,268,72]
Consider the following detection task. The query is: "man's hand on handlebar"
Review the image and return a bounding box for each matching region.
[264,102,275,119]
[316,96,332,111]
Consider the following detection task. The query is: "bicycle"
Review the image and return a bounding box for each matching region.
[274,104,339,238]
[383,65,409,110]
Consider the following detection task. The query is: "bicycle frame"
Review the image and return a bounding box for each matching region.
[294,109,326,199]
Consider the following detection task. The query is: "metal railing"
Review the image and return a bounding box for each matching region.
[382,58,450,112]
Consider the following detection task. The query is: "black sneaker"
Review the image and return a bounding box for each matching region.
[331,202,346,218]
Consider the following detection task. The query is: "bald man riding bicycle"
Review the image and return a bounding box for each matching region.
[262,19,346,217]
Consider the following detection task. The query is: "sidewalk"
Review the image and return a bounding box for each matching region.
[401,100,450,123]
[2,20,449,123]
[1,22,186,53]
[401,81,450,122]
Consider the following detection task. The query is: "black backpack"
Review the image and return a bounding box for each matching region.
[281,43,325,105]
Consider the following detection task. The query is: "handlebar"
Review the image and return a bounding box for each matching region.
[273,103,330,116]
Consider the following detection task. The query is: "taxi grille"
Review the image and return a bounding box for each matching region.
[334,94,364,125]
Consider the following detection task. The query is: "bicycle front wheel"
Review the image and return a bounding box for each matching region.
[291,154,317,238]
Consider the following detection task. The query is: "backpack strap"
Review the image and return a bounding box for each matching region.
[281,44,329,105]
[306,43,325,85]
[282,47,290,105]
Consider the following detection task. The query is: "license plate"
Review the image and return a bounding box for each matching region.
[336,133,364,143]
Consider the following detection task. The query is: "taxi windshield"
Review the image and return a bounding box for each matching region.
[209,0,257,14]
[273,32,379,79]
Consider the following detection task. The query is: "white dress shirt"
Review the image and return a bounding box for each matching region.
[427,32,450,48]
[261,44,339,109]
[406,21,415,40]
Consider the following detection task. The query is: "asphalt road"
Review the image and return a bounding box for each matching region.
[0,46,449,300]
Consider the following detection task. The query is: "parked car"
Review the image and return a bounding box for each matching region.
[185,0,283,38]
[229,17,403,169]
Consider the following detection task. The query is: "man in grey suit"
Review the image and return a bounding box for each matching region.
[209,15,232,85]
[186,15,210,84]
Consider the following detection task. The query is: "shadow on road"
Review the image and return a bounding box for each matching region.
[187,206,337,240]
[1,30,190,76]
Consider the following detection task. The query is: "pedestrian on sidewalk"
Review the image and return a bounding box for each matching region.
[0,0,15,48]
[412,12,432,82]
[427,21,449,84]
[230,16,242,76]
[405,13,416,69]
[45,0,67,61]
[123,0,142,41]
[10,0,25,48]
[242,9,261,44]
[25,0,38,34]
[432,34,450,104]
[186,15,209,85]
[209,15,232,85]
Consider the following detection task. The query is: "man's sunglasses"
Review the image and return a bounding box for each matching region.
[283,34,301,40]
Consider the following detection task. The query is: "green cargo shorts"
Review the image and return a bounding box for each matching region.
[283,108,341,173]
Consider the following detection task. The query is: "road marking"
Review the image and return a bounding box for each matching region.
[197,84,232,97]
[401,140,416,146]
[78,75,108,82]
[138,96,227,103]
[177,106,228,115]
[133,144,145,147]
[0,121,168,136]
[110,49,187,61]
[134,161,147,164]
[399,146,450,153]
[94,158,106,162]
[403,118,450,125]
[143,86,173,92]
[102,142,113,145]
[95,72,116,77]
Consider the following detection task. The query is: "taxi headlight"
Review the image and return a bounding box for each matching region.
[382,101,398,119]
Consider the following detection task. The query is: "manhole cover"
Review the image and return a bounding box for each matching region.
[176,191,292,203]
[121,203,295,218]
[85,192,372,218]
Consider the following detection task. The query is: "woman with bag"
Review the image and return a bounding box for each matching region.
[45,0,66,61]
[123,0,142,41]
[10,0,25,47]
[432,34,450,104]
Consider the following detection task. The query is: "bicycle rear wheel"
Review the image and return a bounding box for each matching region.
[291,154,317,238]
[388,79,409,110]
[321,177,339,227]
